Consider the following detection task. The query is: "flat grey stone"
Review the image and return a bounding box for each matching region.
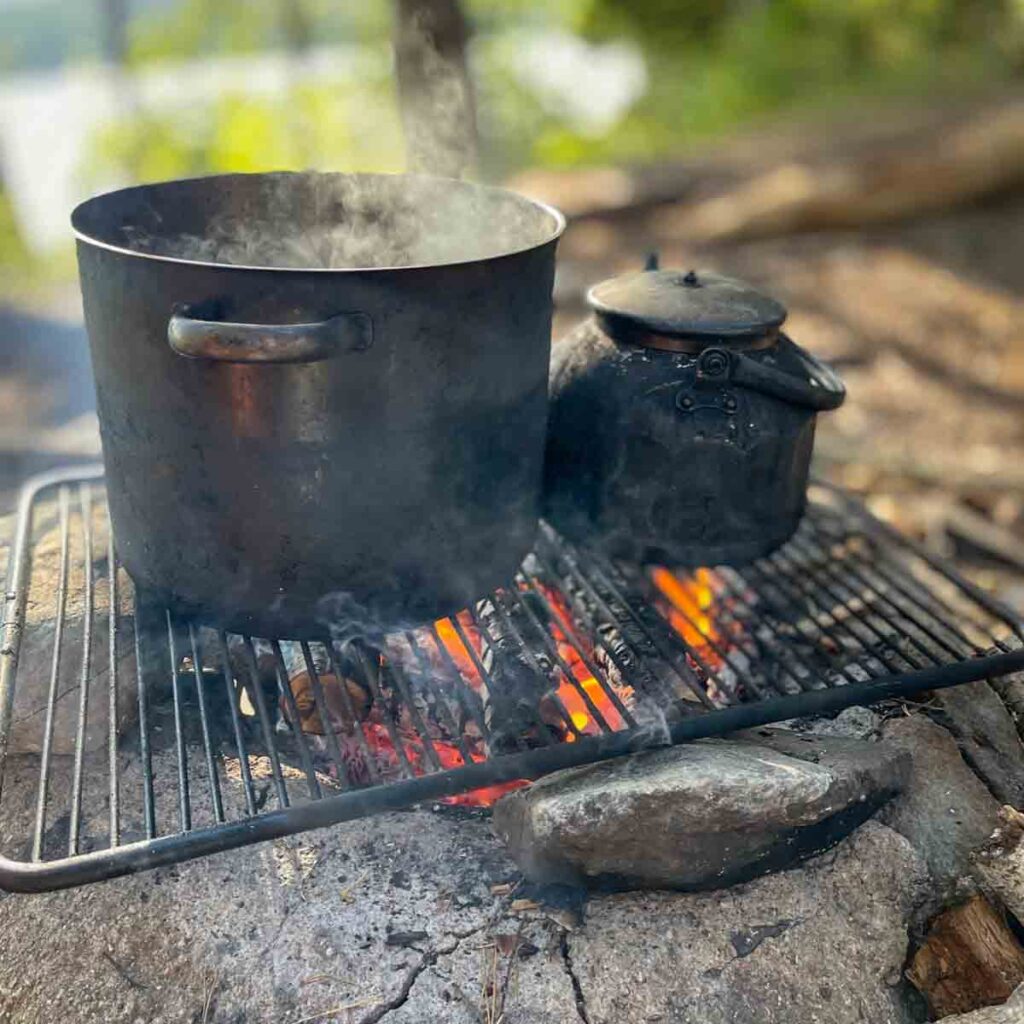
[568,821,927,1024]
[804,705,883,740]
[929,681,1024,807]
[879,714,1001,890]
[492,731,909,890]
[937,983,1024,1023]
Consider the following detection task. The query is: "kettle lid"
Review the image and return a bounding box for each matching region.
[588,268,787,349]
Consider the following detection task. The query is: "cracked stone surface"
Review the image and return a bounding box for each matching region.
[879,714,1001,892]
[928,681,1024,808]
[567,821,929,1024]
[492,730,909,889]
[1,745,930,1024]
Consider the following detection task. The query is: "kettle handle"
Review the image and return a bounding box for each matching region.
[168,308,373,364]
[696,336,845,411]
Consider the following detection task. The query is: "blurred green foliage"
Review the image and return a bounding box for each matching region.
[3,0,1024,280]
[521,0,1024,165]
[84,0,1024,186]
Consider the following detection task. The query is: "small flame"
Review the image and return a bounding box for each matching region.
[650,567,723,671]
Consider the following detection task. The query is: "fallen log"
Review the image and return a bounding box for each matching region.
[666,101,1024,241]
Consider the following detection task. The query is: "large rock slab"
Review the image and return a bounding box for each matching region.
[567,821,928,1024]
[492,730,909,890]
[879,714,1001,890]
[0,745,930,1024]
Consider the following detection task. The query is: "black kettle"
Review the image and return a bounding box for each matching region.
[543,265,845,566]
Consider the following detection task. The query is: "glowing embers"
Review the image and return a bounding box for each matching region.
[256,566,731,807]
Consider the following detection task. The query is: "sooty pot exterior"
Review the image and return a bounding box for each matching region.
[543,268,845,566]
[72,173,564,637]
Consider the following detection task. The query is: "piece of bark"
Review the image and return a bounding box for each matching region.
[906,894,1024,1018]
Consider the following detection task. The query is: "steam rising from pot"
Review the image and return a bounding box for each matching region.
[116,172,556,270]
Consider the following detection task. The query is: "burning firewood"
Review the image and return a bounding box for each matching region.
[476,594,564,753]
[279,670,371,737]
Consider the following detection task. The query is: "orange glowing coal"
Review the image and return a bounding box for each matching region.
[302,564,734,809]
[288,572,727,807]
[650,567,724,671]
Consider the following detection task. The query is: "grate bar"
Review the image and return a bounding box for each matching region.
[405,630,477,766]
[640,566,749,702]
[165,612,192,833]
[188,625,225,824]
[31,486,69,861]
[3,468,1024,891]
[580,547,721,709]
[133,610,156,839]
[517,571,637,729]
[214,630,257,817]
[798,535,971,664]
[730,558,867,687]
[700,567,818,695]
[385,652,444,773]
[769,542,934,672]
[271,641,322,800]
[523,556,673,717]
[107,525,120,846]
[67,483,94,855]
[843,539,992,656]
[443,617,498,746]
[507,585,614,734]
[324,640,382,786]
[240,637,289,809]
[300,641,351,789]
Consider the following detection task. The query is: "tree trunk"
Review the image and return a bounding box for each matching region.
[393,0,478,178]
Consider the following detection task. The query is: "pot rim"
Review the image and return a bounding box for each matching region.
[71,170,566,274]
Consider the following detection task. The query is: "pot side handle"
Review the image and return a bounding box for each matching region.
[168,309,373,364]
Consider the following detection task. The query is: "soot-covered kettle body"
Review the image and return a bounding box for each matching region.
[543,266,846,566]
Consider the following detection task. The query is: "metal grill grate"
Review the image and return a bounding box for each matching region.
[2,464,1023,892]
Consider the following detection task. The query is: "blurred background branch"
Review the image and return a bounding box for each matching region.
[0,0,1023,289]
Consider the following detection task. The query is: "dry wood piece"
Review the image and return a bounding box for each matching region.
[279,671,371,736]
[907,894,1024,1018]
[476,595,560,753]
[972,806,1024,925]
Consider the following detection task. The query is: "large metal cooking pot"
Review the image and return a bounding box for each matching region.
[72,172,564,637]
